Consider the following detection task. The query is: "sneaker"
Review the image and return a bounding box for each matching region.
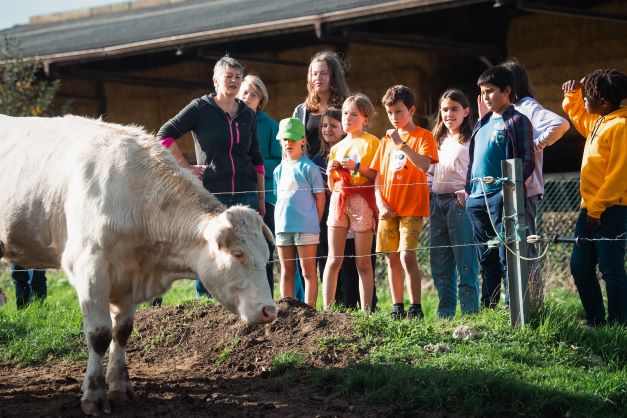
[390,309,405,320]
[407,307,424,320]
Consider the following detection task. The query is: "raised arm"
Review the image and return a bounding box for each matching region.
[562,78,598,138]
[387,129,434,172]
[523,99,570,150]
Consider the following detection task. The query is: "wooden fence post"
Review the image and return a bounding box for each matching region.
[501,158,531,326]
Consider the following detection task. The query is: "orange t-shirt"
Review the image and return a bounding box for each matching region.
[370,126,438,217]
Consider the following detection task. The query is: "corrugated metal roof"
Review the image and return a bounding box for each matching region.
[1,0,474,62]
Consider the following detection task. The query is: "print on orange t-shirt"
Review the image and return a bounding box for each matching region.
[370,126,438,217]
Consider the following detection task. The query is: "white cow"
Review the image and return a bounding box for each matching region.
[0,114,276,415]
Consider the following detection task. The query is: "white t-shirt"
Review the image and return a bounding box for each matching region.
[429,134,471,194]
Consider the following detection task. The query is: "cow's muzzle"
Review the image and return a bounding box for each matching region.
[260,305,277,323]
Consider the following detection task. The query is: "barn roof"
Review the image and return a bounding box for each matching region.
[1,0,482,65]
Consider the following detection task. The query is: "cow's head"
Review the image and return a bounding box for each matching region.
[198,205,276,323]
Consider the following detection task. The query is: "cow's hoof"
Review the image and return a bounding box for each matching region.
[81,397,111,416]
[109,389,135,408]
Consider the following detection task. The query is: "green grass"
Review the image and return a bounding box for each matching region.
[217,336,240,365]
[312,290,626,417]
[1,270,624,417]
[270,350,307,375]
[0,269,197,365]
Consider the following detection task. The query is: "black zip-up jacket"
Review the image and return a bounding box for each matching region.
[157,94,262,195]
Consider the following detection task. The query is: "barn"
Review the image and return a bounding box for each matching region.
[2,0,626,172]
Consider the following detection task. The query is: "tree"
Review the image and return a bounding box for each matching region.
[0,36,60,117]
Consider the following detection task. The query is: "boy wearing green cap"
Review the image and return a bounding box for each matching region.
[273,118,326,308]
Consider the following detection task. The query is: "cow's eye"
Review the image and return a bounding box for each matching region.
[232,250,245,262]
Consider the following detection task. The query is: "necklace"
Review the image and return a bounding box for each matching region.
[588,116,604,144]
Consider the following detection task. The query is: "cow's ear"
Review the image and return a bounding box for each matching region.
[204,214,235,251]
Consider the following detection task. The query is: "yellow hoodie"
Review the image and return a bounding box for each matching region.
[562,90,627,218]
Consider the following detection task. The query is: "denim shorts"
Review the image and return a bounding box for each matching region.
[275,232,320,246]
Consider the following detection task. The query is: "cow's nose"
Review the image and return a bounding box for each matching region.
[261,305,277,323]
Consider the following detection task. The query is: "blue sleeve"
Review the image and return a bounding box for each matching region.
[264,119,282,177]
[248,110,263,167]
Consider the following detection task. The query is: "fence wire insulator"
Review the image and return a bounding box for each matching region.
[552,235,583,245]
[487,238,500,249]
[482,176,495,184]
[527,235,541,244]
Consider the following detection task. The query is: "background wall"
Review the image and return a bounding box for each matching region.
[53,3,627,169]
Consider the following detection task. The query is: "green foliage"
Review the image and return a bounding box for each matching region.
[0,36,60,117]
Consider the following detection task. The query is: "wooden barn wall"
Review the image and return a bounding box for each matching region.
[54,3,627,166]
[505,1,627,169]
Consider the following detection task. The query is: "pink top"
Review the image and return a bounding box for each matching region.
[429,134,470,194]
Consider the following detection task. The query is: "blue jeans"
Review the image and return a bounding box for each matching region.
[570,206,627,325]
[12,264,47,309]
[430,193,480,317]
[465,193,506,308]
[196,192,259,298]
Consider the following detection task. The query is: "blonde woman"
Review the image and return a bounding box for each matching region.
[240,75,281,295]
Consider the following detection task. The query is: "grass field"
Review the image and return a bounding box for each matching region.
[0,269,625,417]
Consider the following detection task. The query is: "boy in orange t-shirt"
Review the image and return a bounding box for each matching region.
[371,85,439,319]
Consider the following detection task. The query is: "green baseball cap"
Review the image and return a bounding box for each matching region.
[276,117,305,141]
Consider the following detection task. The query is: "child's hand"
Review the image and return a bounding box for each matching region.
[454,190,467,208]
[477,95,489,119]
[386,129,402,146]
[328,160,340,172]
[340,157,356,171]
[562,79,583,94]
[377,201,397,219]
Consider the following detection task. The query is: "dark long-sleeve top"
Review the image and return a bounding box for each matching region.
[157,93,263,195]
[465,105,535,195]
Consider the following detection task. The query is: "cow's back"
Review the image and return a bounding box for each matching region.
[0,115,156,268]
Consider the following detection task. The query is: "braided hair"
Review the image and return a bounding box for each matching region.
[583,69,627,107]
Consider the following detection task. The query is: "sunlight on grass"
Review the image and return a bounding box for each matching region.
[270,350,307,374]
[1,269,624,417]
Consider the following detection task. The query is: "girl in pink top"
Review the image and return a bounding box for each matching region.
[429,89,480,317]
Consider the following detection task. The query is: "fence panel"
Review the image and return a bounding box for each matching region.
[413,175,583,288]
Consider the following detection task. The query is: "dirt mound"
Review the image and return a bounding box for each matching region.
[127,298,365,376]
[2,299,408,417]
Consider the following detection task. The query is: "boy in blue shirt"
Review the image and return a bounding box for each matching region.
[274,118,326,308]
[465,66,534,308]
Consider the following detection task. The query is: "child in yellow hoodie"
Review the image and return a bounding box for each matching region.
[562,69,627,326]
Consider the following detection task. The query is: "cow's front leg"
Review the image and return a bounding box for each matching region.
[107,299,136,407]
[80,304,112,415]
[71,255,113,416]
